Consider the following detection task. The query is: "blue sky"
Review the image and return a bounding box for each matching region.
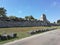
[0,0,60,22]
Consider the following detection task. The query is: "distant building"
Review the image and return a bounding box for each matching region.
[40,14,50,23]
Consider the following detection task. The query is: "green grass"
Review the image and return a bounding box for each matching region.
[0,26,60,44]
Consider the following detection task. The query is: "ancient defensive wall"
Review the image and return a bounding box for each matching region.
[0,20,50,27]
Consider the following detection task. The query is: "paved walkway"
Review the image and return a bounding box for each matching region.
[3,29,60,45]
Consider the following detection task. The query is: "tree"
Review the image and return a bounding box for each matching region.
[57,20,60,23]
[0,7,7,18]
[25,15,35,21]
[9,16,17,19]
[9,16,24,21]
[25,16,29,20]
[8,16,17,21]
[53,22,56,24]
[29,15,34,19]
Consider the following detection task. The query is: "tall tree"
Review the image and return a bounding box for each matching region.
[0,7,7,18]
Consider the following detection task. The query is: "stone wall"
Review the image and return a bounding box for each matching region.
[0,20,50,27]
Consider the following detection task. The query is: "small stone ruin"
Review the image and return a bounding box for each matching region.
[0,33,17,40]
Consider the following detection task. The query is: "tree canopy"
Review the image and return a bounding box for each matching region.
[57,20,60,23]
[9,16,24,21]
[25,15,35,21]
[0,7,7,18]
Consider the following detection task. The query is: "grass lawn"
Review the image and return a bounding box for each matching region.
[0,26,60,44]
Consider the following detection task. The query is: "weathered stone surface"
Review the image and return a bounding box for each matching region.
[0,33,17,40]
[28,28,57,35]
[0,14,58,27]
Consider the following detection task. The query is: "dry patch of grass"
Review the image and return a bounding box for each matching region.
[0,26,60,44]
[0,26,54,33]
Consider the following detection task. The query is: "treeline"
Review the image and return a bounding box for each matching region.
[0,7,37,21]
[0,7,60,23]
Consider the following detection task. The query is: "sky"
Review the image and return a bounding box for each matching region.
[0,0,60,22]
